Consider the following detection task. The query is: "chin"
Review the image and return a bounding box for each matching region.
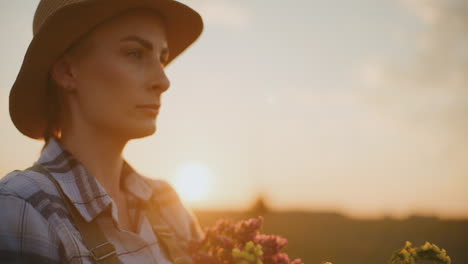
[122,122,157,140]
[107,117,158,140]
[135,125,157,139]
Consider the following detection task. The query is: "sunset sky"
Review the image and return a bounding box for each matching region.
[1,0,467,219]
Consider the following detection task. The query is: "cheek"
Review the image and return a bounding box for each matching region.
[76,54,142,125]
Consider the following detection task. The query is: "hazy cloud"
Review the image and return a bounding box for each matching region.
[360,0,468,124]
[359,0,468,173]
[402,0,468,24]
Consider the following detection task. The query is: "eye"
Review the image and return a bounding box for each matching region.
[160,52,169,66]
[160,57,168,66]
[127,49,143,59]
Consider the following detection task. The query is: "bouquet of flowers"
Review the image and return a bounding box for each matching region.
[188,216,303,264]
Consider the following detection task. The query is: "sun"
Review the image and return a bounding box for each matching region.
[172,161,214,204]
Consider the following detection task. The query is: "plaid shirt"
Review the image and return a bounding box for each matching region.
[0,137,204,263]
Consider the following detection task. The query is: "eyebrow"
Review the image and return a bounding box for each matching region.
[120,35,169,54]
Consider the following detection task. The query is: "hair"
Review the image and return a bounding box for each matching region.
[41,34,94,151]
[42,78,64,147]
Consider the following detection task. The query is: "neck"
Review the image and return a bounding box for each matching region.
[59,127,128,199]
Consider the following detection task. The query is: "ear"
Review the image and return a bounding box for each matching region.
[50,55,78,93]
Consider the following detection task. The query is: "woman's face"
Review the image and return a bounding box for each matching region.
[55,9,170,140]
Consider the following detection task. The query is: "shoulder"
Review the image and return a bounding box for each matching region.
[140,175,204,241]
[145,177,183,205]
[0,169,65,219]
[0,170,62,263]
[0,168,60,201]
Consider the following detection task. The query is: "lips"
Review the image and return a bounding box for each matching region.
[136,104,160,117]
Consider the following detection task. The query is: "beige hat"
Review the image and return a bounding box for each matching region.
[9,0,203,140]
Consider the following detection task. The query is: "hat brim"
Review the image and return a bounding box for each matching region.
[9,0,203,140]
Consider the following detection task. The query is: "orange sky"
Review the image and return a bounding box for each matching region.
[1,0,467,219]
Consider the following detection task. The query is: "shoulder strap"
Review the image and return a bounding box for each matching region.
[27,164,123,264]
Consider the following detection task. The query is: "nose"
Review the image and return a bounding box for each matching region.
[150,62,170,94]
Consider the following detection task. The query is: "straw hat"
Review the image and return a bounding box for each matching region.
[9,0,203,140]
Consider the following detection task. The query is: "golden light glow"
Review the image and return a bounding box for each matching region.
[173,161,214,204]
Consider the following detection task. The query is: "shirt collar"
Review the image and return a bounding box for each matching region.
[35,137,153,222]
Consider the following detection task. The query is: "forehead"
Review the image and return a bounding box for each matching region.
[87,9,168,46]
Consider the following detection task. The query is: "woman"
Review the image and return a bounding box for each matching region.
[0,0,204,263]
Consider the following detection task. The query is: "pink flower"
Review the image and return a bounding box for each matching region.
[188,216,302,264]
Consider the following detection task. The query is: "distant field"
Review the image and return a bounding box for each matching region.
[193,210,468,264]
